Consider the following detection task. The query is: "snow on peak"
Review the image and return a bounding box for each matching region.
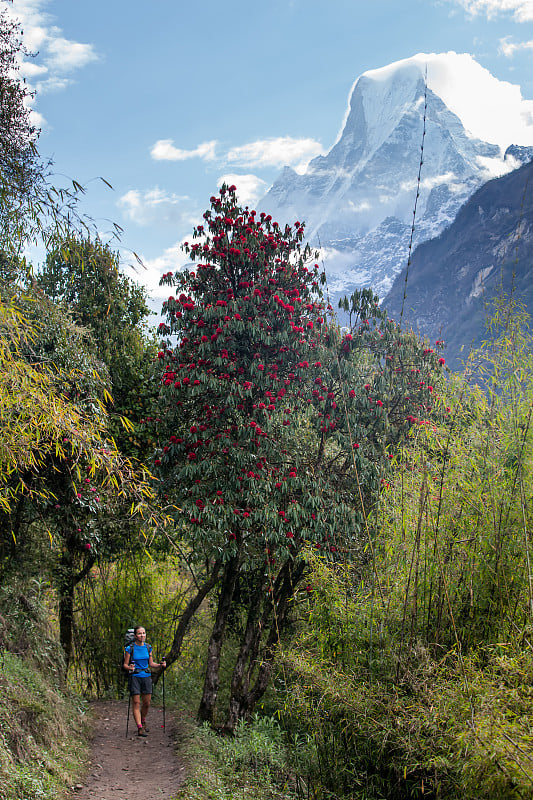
[337,52,533,151]
[262,51,533,304]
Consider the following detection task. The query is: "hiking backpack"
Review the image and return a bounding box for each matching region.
[121,628,136,677]
[121,628,152,677]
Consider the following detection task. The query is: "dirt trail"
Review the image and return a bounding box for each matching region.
[71,699,185,800]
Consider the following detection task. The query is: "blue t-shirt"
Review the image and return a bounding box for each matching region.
[126,643,152,677]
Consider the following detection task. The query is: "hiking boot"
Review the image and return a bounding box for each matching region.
[137,726,148,737]
[141,722,150,733]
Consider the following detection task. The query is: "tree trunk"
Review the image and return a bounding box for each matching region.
[58,546,75,675]
[225,572,266,731]
[57,535,95,679]
[224,559,306,731]
[197,555,239,725]
[152,560,221,686]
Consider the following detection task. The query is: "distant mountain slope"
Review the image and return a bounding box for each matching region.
[382,159,533,368]
[261,53,526,305]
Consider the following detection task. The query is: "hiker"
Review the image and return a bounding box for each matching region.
[123,625,166,737]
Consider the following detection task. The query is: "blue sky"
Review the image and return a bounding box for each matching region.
[7,0,533,306]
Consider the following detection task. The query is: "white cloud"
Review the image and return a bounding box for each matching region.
[451,0,533,21]
[45,31,98,72]
[499,36,533,56]
[362,52,533,149]
[149,135,324,174]
[150,139,217,162]
[226,136,325,173]
[423,53,533,148]
[348,199,371,213]
[133,241,192,303]
[7,0,98,100]
[399,172,462,192]
[216,174,268,207]
[118,187,201,228]
[35,76,71,94]
[18,61,47,79]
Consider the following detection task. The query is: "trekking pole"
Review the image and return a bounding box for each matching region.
[125,648,135,737]
[162,655,166,732]
[126,691,131,738]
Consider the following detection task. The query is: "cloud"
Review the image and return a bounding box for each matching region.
[499,36,533,56]
[150,139,217,162]
[424,53,533,148]
[348,199,371,213]
[131,241,192,303]
[149,135,324,175]
[216,174,268,207]
[7,0,98,99]
[399,172,461,192]
[365,52,533,149]
[45,30,98,72]
[35,76,71,94]
[226,136,325,173]
[451,0,533,21]
[118,187,201,228]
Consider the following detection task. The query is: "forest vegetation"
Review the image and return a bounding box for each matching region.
[0,6,532,800]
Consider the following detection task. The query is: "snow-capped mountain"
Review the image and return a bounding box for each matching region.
[261,53,529,303]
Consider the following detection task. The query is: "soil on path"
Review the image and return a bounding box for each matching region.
[71,699,185,800]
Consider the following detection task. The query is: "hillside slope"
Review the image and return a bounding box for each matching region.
[383,159,533,368]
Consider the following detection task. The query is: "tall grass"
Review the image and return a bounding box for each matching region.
[275,304,533,798]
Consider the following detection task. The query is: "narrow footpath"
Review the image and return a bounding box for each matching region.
[71,700,185,800]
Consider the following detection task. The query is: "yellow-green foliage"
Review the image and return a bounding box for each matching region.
[274,305,533,799]
[282,643,533,799]
[282,555,533,799]
[173,714,302,800]
[0,651,88,800]
[72,554,213,697]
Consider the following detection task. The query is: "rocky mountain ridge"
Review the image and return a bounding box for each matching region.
[261,53,526,307]
[382,158,533,368]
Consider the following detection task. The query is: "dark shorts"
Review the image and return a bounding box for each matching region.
[129,674,152,696]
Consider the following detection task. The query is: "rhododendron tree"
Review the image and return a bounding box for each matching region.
[155,185,446,729]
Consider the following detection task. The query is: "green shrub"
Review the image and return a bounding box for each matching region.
[0,651,88,800]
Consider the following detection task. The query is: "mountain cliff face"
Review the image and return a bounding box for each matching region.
[382,159,533,368]
[262,53,520,304]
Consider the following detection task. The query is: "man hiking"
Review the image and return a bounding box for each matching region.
[123,625,166,737]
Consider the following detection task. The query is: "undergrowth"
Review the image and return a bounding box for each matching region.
[0,578,89,800]
[173,712,309,800]
[0,651,88,800]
